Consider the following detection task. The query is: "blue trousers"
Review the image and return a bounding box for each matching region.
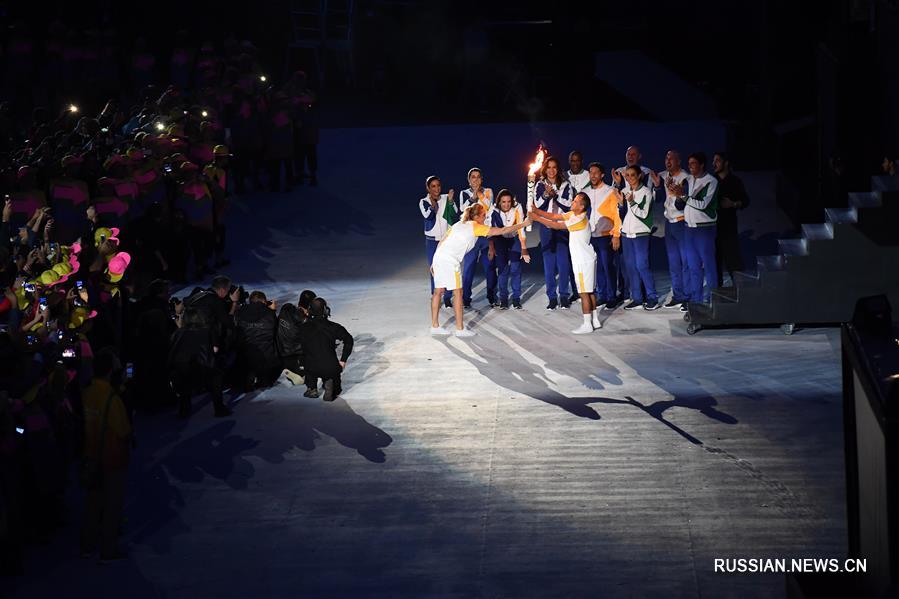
[684,224,718,303]
[664,220,691,302]
[494,239,522,301]
[590,236,618,303]
[425,238,452,301]
[622,235,657,303]
[462,236,497,303]
[541,234,571,301]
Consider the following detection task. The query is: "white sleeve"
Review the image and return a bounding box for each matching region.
[420,198,433,218]
[628,190,652,218]
[557,182,573,209]
[688,177,718,209]
[459,189,473,211]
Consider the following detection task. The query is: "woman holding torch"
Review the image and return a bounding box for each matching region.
[529,192,602,334]
[533,156,575,310]
[430,204,531,337]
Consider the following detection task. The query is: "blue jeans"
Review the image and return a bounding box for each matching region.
[494,238,522,301]
[664,220,691,302]
[590,236,618,303]
[462,236,497,303]
[684,224,718,303]
[540,232,571,301]
[622,235,657,303]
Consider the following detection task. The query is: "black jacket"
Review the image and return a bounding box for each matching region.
[297,317,354,376]
[276,304,306,358]
[236,302,278,360]
[168,327,215,370]
[185,289,234,347]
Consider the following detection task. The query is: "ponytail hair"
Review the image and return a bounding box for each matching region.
[462,203,486,223]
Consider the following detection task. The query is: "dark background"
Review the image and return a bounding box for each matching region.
[1,0,897,226]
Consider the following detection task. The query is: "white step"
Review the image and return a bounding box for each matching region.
[801,222,834,241]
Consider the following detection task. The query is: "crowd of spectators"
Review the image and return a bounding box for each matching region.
[0,23,329,573]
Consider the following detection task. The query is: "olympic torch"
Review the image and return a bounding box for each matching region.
[526,144,547,231]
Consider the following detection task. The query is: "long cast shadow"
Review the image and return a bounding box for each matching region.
[441,325,738,444]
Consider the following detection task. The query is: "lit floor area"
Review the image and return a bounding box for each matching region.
[10,120,845,598]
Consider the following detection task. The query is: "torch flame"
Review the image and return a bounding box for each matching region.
[527,145,547,177]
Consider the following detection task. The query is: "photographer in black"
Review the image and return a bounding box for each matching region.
[296,298,354,402]
[167,305,231,418]
[235,290,279,390]
[183,275,240,354]
[276,297,316,397]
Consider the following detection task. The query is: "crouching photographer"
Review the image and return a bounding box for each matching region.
[276,299,317,397]
[296,298,354,402]
[235,291,280,390]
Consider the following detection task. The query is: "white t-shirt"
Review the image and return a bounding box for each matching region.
[434,220,491,265]
[563,211,596,264]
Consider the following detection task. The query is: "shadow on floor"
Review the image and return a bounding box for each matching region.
[441,325,738,442]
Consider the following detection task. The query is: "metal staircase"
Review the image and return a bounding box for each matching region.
[685,177,899,335]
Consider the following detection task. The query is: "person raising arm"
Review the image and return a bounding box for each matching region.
[430,204,531,337]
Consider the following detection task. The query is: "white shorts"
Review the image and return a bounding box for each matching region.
[433,257,463,291]
[572,261,596,294]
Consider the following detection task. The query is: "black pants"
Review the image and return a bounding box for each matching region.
[241,346,282,389]
[189,226,214,274]
[715,229,743,285]
[170,364,226,414]
[267,158,293,192]
[307,369,341,396]
[283,355,317,390]
[231,151,263,193]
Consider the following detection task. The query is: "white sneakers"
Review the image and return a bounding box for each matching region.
[572,322,594,335]
[592,313,603,329]
[431,326,476,338]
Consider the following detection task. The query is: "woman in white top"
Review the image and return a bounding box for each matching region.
[613,165,660,310]
[529,192,602,334]
[430,203,531,337]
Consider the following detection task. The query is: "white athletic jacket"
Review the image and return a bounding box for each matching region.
[683,172,719,227]
[420,194,455,240]
[619,184,654,238]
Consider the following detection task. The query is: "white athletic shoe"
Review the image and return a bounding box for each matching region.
[283,370,305,386]
[430,326,451,336]
[572,322,594,335]
[454,328,477,338]
[592,315,603,329]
